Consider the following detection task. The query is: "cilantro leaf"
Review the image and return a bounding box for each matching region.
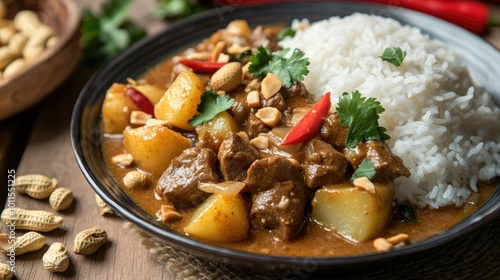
[188,90,234,126]
[351,158,376,181]
[248,46,309,88]
[380,47,406,67]
[81,0,147,68]
[277,27,296,41]
[336,90,390,148]
[397,204,417,223]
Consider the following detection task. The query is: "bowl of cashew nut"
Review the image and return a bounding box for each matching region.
[0,0,80,120]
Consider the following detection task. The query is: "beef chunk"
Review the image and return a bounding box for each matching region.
[246,156,308,240]
[303,139,348,188]
[250,181,307,240]
[156,147,221,209]
[246,156,305,193]
[218,132,260,181]
[344,140,411,181]
[244,114,270,139]
[261,92,287,113]
[320,113,348,151]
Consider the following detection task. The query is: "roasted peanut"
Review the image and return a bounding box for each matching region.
[0,262,13,280]
[13,10,41,36]
[3,58,25,77]
[0,46,17,70]
[0,231,45,256]
[1,207,63,232]
[261,73,282,99]
[0,26,15,46]
[49,187,74,211]
[15,174,58,199]
[130,110,152,125]
[211,62,243,92]
[122,171,148,189]
[23,25,53,61]
[226,20,252,36]
[73,227,107,255]
[210,41,225,63]
[43,242,69,272]
[95,194,114,215]
[255,107,282,127]
[46,36,58,48]
[8,33,28,56]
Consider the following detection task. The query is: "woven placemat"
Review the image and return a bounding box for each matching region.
[124,218,499,280]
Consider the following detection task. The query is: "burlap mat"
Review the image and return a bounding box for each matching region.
[124,218,499,280]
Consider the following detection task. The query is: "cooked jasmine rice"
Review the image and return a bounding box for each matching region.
[280,14,500,208]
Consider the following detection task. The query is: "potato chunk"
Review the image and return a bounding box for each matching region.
[154,71,205,131]
[184,193,249,242]
[311,181,394,242]
[196,111,240,152]
[102,83,139,134]
[123,125,191,177]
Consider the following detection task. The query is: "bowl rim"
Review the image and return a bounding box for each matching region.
[71,1,500,271]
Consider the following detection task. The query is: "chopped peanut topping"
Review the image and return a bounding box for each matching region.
[261,73,282,99]
[249,136,269,150]
[373,238,393,252]
[210,41,225,62]
[186,52,209,61]
[242,63,253,80]
[353,176,376,194]
[386,233,410,246]
[255,107,282,127]
[227,43,250,55]
[145,118,170,127]
[246,90,260,107]
[130,111,152,125]
[111,154,133,167]
[156,205,182,223]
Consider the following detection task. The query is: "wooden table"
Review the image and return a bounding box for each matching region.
[1,1,499,279]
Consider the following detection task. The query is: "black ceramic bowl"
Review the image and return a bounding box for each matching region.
[71,2,500,275]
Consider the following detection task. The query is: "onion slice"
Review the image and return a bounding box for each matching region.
[198,181,246,198]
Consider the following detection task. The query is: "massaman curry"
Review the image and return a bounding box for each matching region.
[101,20,497,256]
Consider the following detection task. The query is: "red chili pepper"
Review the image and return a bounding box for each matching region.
[281,92,331,146]
[361,0,494,34]
[215,0,499,34]
[178,58,226,73]
[126,87,155,117]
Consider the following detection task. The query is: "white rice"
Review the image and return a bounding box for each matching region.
[280,14,500,208]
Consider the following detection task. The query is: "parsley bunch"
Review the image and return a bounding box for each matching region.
[336,90,390,148]
[248,46,309,88]
[154,0,208,19]
[81,0,147,68]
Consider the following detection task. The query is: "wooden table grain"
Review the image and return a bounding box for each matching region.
[1,1,499,279]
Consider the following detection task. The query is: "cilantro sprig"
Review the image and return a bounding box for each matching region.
[277,27,296,41]
[336,90,390,148]
[380,47,406,67]
[81,0,147,68]
[248,46,309,88]
[188,90,234,126]
[351,158,376,181]
[154,0,208,19]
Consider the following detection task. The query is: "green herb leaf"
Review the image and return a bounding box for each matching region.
[397,204,417,223]
[336,90,390,148]
[248,46,309,88]
[351,158,376,181]
[189,90,235,126]
[380,47,406,67]
[277,27,296,41]
[154,0,207,19]
[81,0,147,68]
